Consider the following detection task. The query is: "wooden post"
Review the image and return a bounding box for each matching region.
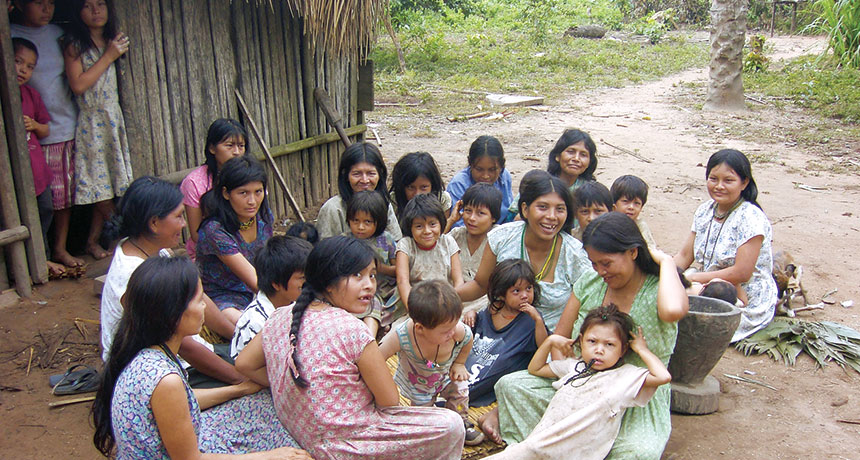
[0,11,45,288]
[0,114,32,297]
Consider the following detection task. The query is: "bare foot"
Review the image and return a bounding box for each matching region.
[46,261,66,279]
[54,250,84,267]
[86,243,109,260]
[478,407,504,445]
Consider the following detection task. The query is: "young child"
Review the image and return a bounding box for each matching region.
[487,304,671,460]
[447,135,513,226]
[13,37,65,277]
[12,0,82,269]
[466,259,549,407]
[236,236,466,460]
[392,194,463,315]
[230,236,312,359]
[446,183,502,315]
[611,175,658,249]
[572,181,613,241]
[63,0,134,260]
[390,151,452,220]
[379,280,482,446]
[285,222,319,246]
[197,156,273,324]
[181,119,248,259]
[344,191,397,336]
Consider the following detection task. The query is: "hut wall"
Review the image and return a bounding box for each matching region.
[114,0,362,221]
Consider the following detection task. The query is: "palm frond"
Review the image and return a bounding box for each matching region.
[735,318,860,374]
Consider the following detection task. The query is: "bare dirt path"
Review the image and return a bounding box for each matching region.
[1,34,857,459]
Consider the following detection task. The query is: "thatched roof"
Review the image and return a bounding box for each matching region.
[255,0,388,56]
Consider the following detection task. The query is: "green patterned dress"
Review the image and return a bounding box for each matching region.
[495,270,677,459]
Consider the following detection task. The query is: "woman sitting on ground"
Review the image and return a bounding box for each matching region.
[490,212,687,459]
[92,256,309,459]
[100,176,241,386]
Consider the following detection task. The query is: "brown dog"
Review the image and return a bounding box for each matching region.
[772,250,809,317]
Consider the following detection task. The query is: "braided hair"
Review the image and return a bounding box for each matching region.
[288,236,375,387]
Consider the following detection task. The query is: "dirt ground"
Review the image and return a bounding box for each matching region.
[2,34,859,459]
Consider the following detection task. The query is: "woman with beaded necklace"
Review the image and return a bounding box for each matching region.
[197,155,273,325]
[674,149,777,342]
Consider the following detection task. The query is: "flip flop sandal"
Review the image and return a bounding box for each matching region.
[50,364,100,395]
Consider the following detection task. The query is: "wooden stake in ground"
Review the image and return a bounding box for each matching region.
[234,90,305,223]
[313,88,352,149]
[382,12,406,74]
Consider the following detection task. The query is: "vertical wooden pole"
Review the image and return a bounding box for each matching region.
[0,11,45,288]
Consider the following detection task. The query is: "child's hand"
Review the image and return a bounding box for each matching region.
[629,326,650,354]
[518,303,541,322]
[107,33,130,61]
[462,310,477,328]
[547,334,575,356]
[22,115,36,132]
[449,363,469,381]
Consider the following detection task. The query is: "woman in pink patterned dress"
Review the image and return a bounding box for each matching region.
[237,236,465,460]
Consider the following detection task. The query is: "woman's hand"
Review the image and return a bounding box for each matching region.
[449,363,470,382]
[263,446,315,459]
[235,379,264,396]
[649,247,673,266]
[106,33,130,61]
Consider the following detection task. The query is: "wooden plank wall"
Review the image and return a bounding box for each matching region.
[114,0,360,221]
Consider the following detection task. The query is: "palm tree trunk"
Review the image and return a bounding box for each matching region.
[704,0,748,111]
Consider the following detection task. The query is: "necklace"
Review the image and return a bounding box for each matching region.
[701,200,742,267]
[563,359,597,387]
[128,238,151,258]
[413,323,440,369]
[238,217,256,231]
[520,226,558,282]
[158,343,188,380]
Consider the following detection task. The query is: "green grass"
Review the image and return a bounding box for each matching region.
[745,55,860,122]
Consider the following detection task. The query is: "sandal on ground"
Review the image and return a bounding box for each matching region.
[50,364,100,395]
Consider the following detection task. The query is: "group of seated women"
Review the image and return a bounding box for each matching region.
[93,120,778,459]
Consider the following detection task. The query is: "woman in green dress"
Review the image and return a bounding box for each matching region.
[491,212,688,459]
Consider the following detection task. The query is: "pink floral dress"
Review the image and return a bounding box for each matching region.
[262,306,465,460]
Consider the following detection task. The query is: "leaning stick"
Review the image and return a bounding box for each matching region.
[26,347,33,376]
[601,138,652,163]
[48,395,96,408]
[235,90,305,222]
[723,373,777,390]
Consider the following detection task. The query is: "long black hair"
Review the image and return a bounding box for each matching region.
[103,176,184,242]
[706,149,762,209]
[202,118,248,183]
[547,129,598,182]
[468,135,506,171]
[337,142,389,205]
[201,155,273,234]
[517,169,576,232]
[389,151,445,217]
[288,236,375,388]
[92,257,200,456]
[61,0,120,58]
[582,212,659,277]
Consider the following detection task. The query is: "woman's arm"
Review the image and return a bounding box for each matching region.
[193,380,262,410]
[553,292,582,339]
[357,341,400,407]
[153,374,312,460]
[178,338,244,385]
[186,206,204,243]
[449,252,464,287]
[673,231,696,270]
[395,251,412,310]
[218,253,258,292]
[63,35,128,95]
[234,334,270,387]
[651,249,689,323]
[687,236,764,287]
[456,243,496,302]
